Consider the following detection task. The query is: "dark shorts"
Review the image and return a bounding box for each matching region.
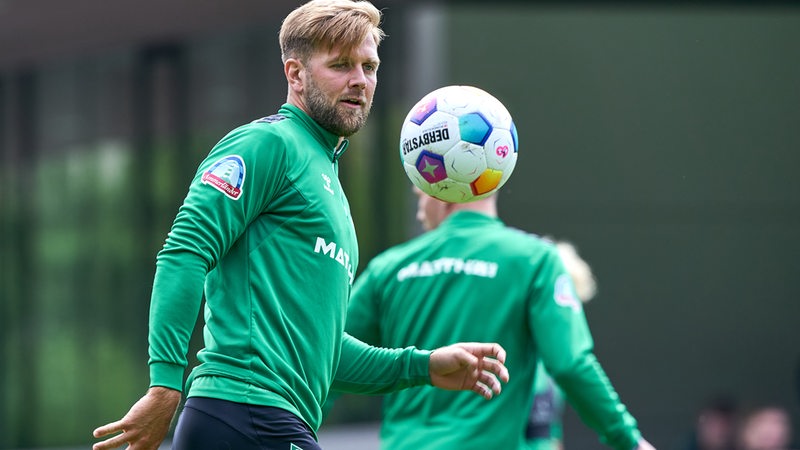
[171,397,322,450]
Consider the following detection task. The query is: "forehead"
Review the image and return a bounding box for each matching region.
[315,33,380,63]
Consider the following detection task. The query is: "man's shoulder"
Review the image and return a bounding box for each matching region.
[501,226,558,251]
[223,116,286,141]
[251,113,288,125]
[215,114,303,156]
[374,224,551,263]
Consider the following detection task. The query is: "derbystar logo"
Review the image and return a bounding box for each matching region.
[401,125,450,155]
[313,237,355,284]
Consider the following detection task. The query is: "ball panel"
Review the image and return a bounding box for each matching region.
[444,141,487,183]
[428,179,475,203]
[435,86,479,116]
[404,162,436,197]
[415,150,448,184]
[458,112,492,145]
[408,95,438,125]
[484,129,516,171]
[510,121,519,152]
[471,168,503,196]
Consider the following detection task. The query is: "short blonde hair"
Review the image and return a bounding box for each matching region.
[279,0,385,63]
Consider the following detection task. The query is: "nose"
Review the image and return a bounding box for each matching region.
[350,67,367,90]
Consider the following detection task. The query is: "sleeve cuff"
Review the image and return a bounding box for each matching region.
[410,348,433,385]
[149,361,185,392]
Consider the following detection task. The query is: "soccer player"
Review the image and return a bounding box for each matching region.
[343,187,657,450]
[91,2,509,449]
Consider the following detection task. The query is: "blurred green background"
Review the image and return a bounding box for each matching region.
[1,1,799,449]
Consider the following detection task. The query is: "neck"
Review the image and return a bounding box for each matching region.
[449,196,498,218]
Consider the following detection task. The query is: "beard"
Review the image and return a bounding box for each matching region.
[304,75,372,137]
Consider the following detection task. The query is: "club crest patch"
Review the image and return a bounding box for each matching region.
[201,155,246,200]
[554,274,581,313]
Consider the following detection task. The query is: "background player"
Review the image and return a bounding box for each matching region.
[341,186,656,449]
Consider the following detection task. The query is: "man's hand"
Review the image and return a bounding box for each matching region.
[429,342,509,399]
[92,386,181,450]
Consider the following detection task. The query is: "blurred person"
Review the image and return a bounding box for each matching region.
[683,396,739,450]
[341,186,656,450]
[527,360,566,450]
[737,406,793,450]
[526,240,597,450]
[90,2,509,450]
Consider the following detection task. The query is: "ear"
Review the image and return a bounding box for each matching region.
[285,58,304,94]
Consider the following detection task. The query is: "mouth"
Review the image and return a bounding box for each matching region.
[340,96,364,107]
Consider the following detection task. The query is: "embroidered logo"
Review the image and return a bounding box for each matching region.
[201,155,246,200]
[252,114,286,124]
[321,173,334,195]
[554,274,581,313]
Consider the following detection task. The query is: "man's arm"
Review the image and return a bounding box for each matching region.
[530,249,646,450]
[92,125,286,449]
[332,333,508,399]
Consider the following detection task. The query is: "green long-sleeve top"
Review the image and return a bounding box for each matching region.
[147,104,431,434]
[345,211,641,449]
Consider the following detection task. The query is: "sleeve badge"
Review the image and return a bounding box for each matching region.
[554,274,582,313]
[201,155,246,200]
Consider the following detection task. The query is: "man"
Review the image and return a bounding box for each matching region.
[343,187,657,449]
[92,2,508,450]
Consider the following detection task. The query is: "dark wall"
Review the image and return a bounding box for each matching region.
[444,4,800,447]
[2,2,799,448]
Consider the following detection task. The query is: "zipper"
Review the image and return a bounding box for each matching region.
[332,139,349,171]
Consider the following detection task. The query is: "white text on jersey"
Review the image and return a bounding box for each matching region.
[314,237,355,284]
[396,257,498,282]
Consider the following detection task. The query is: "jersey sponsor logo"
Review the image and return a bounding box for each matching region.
[396,257,498,282]
[554,274,581,312]
[201,155,246,200]
[313,237,355,284]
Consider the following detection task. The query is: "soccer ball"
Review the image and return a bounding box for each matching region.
[399,85,518,203]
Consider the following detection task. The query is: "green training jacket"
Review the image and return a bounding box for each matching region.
[346,211,641,449]
[147,104,431,434]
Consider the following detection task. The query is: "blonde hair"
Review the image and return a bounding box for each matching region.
[279,0,385,63]
[556,241,597,302]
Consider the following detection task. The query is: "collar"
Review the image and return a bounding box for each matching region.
[438,210,503,230]
[279,103,349,162]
